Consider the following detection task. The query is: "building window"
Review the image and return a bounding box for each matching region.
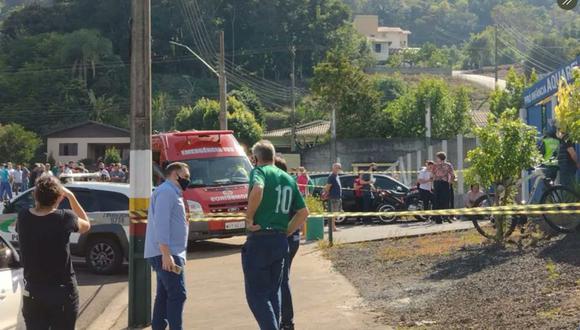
[59,143,78,156]
[375,43,381,53]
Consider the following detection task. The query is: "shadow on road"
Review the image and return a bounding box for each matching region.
[427,246,521,281]
[186,239,243,260]
[75,264,129,286]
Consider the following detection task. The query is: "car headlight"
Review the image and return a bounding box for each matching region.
[186,200,204,219]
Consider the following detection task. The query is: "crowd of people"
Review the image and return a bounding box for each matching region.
[0,161,129,202]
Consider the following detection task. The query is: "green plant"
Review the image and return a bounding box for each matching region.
[305,195,325,214]
[546,259,560,281]
[104,147,121,165]
[554,67,580,143]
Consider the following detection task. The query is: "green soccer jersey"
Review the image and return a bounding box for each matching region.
[249,164,306,231]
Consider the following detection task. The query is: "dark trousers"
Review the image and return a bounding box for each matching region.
[242,232,289,330]
[433,181,451,223]
[559,163,577,188]
[22,285,79,330]
[449,184,455,208]
[419,188,433,210]
[148,255,187,330]
[281,233,300,328]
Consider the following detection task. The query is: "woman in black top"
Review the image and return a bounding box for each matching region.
[17,175,91,330]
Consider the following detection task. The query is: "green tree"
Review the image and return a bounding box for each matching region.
[554,68,580,143]
[0,124,41,164]
[174,96,263,147]
[374,75,406,107]
[104,146,121,165]
[228,87,266,127]
[465,109,540,242]
[311,51,381,138]
[489,68,534,117]
[152,92,178,132]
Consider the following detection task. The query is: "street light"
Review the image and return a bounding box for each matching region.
[170,40,227,129]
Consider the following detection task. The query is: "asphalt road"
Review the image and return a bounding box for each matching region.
[74,259,129,330]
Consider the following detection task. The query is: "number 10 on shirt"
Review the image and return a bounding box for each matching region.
[275,185,293,214]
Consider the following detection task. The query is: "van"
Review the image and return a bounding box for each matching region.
[152,130,252,240]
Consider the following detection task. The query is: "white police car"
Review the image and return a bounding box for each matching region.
[0,182,131,275]
[0,234,23,329]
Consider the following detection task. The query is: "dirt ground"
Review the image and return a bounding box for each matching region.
[327,229,580,329]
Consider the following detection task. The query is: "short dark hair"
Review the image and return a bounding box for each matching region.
[274,156,288,172]
[164,162,189,177]
[34,175,64,207]
[426,160,434,165]
[436,152,446,161]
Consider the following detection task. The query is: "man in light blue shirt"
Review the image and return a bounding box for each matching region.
[145,162,191,330]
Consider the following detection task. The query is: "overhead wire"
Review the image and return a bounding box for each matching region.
[497,22,566,66]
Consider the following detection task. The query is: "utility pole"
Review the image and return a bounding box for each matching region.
[219,30,227,130]
[494,24,498,86]
[425,102,432,160]
[128,0,152,327]
[290,45,297,152]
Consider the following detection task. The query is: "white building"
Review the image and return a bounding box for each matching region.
[353,15,411,62]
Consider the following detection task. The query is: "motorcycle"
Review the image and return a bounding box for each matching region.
[375,187,430,224]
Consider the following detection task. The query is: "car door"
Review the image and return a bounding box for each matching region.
[0,236,23,330]
[340,175,356,212]
[0,190,35,244]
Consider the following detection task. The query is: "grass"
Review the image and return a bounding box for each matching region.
[376,230,486,261]
[538,307,561,320]
[546,259,560,281]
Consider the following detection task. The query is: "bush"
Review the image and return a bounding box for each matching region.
[104,147,121,165]
[305,195,325,214]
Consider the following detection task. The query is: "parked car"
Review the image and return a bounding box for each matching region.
[0,234,23,329]
[309,173,410,223]
[0,182,130,275]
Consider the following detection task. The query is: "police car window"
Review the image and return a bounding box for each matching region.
[10,191,35,214]
[59,189,98,212]
[374,176,397,191]
[93,191,129,212]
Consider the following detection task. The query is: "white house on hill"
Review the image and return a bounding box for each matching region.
[353,15,411,62]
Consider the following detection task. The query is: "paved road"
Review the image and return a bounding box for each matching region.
[75,260,128,330]
[452,70,507,90]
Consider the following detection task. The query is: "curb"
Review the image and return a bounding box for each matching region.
[86,286,128,330]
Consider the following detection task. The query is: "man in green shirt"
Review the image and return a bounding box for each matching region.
[243,140,309,330]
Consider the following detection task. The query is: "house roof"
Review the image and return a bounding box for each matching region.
[378,27,411,34]
[45,121,130,138]
[471,110,489,128]
[264,120,330,138]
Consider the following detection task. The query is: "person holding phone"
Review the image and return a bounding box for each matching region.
[144,162,191,330]
[17,175,91,330]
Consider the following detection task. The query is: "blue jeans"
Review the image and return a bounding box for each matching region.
[242,232,289,330]
[148,255,186,330]
[281,232,300,327]
[0,181,12,200]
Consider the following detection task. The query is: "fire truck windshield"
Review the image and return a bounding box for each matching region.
[183,156,252,187]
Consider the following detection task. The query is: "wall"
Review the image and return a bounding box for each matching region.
[301,137,477,173]
[353,15,378,36]
[47,137,130,164]
[367,67,452,76]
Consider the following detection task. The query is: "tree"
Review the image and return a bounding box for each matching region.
[0,124,41,164]
[489,67,534,118]
[554,68,580,143]
[311,51,381,138]
[465,109,540,242]
[228,87,266,127]
[173,96,263,147]
[104,146,121,165]
[152,92,178,132]
[384,77,471,138]
[374,75,406,107]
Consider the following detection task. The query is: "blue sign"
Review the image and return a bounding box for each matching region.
[524,56,579,108]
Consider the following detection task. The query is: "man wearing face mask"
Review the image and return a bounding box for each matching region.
[144,162,191,330]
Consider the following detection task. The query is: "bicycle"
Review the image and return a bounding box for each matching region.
[471,165,580,239]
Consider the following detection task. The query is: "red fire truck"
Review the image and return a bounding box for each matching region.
[152,130,252,241]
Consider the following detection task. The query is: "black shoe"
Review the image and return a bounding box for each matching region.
[281,323,295,330]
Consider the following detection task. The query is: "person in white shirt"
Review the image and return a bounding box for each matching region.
[417,160,434,211]
[12,164,23,195]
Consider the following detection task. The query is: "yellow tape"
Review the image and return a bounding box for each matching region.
[128,202,580,224]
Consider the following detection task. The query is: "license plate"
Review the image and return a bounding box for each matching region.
[225,221,245,230]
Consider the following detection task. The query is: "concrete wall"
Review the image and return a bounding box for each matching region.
[353,15,378,36]
[47,137,130,164]
[301,137,477,173]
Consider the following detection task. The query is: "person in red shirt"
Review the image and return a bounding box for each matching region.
[354,173,364,224]
[296,167,310,197]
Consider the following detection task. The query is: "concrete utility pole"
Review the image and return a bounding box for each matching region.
[494,24,499,86]
[128,0,152,326]
[290,45,297,152]
[425,102,433,160]
[219,31,227,130]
